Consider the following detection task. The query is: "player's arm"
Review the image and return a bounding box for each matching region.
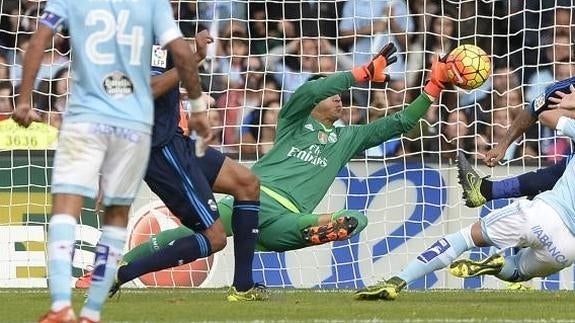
[349,55,459,152]
[484,109,536,167]
[540,111,575,142]
[280,43,398,124]
[166,39,203,103]
[151,31,213,99]
[153,0,212,154]
[541,84,575,132]
[12,24,54,127]
[484,77,575,167]
[167,38,213,154]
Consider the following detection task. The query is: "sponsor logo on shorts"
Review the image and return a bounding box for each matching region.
[531,225,569,266]
[91,124,141,143]
[417,238,451,264]
[103,71,134,98]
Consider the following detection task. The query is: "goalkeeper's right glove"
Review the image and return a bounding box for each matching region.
[352,43,398,83]
[423,54,462,99]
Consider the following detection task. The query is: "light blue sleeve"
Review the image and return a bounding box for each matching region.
[556,116,575,141]
[40,0,68,31]
[152,0,182,47]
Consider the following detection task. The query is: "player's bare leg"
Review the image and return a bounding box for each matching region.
[212,158,267,301]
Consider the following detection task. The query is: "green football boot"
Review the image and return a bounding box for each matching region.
[449,254,505,278]
[227,283,269,302]
[456,152,487,208]
[354,276,406,301]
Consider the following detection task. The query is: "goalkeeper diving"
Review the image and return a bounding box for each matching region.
[79,43,462,294]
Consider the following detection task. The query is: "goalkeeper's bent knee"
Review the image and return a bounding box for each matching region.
[332,210,367,236]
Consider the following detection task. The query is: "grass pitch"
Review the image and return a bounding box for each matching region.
[2,288,575,322]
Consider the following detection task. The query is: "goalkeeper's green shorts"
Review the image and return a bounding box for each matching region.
[217,191,367,252]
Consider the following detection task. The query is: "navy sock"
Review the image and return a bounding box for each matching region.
[232,200,259,291]
[118,233,211,284]
[492,162,566,199]
[490,176,519,199]
[480,179,493,200]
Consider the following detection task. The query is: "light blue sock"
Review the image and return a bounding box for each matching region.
[496,251,525,282]
[80,225,126,322]
[398,227,475,285]
[47,214,77,312]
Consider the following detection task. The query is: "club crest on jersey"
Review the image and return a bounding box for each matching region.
[318,131,328,144]
[103,71,134,98]
[318,131,337,144]
[151,45,167,68]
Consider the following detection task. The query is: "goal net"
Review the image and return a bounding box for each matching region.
[1,0,574,290]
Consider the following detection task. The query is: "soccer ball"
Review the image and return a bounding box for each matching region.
[445,44,491,90]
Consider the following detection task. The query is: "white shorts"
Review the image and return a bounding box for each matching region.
[481,199,575,278]
[51,122,150,206]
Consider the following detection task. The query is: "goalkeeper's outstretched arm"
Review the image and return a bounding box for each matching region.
[278,43,399,125]
[350,56,459,153]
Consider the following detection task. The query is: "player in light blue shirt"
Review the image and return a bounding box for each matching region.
[536,88,575,236]
[355,88,575,301]
[12,1,212,322]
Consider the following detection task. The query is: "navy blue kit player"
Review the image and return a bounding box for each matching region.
[458,77,575,208]
[102,30,265,301]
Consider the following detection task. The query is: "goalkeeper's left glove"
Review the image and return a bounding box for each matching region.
[423,54,462,99]
[352,43,398,83]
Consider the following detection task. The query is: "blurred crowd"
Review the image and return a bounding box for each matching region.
[0,0,573,163]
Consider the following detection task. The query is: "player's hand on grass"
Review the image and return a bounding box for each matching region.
[352,43,397,83]
[548,84,575,110]
[193,30,213,63]
[423,54,463,99]
[188,110,213,157]
[12,103,41,128]
[483,144,507,167]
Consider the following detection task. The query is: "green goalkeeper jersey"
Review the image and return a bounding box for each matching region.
[250,71,432,214]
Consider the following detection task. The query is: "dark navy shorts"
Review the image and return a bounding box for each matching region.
[145,134,225,231]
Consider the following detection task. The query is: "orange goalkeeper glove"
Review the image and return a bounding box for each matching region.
[352,43,398,83]
[423,54,463,98]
